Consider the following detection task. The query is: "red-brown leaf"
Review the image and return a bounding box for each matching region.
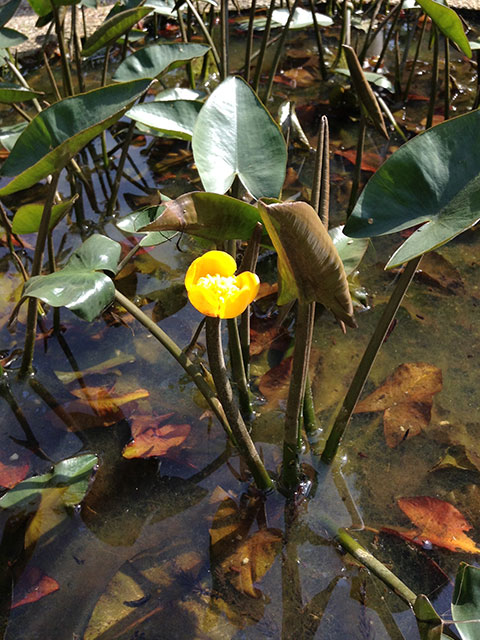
[0,453,29,489]
[258,357,293,409]
[11,567,59,609]
[122,413,190,459]
[334,149,382,173]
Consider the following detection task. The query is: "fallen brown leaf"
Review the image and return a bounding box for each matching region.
[122,413,190,459]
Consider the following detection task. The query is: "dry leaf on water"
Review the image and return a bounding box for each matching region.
[334,148,383,173]
[122,413,191,459]
[11,567,59,609]
[386,496,480,554]
[355,362,442,447]
[415,251,465,293]
[258,357,293,410]
[0,453,29,489]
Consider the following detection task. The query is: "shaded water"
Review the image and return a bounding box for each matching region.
[1,11,480,639]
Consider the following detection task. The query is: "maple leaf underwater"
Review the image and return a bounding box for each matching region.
[185,250,259,319]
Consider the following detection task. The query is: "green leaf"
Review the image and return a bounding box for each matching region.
[113,42,209,82]
[27,0,80,17]
[0,121,26,151]
[0,79,151,197]
[0,26,27,48]
[192,76,287,198]
[23,235,121,321]
[144,0,176,15]
[12,197,77,234]
[272,6,332,28]
[416,0,471,58]
[127,99,202,140]
[0,82,43,104]
[452,563,480,640]
[344,109,480,268]
[258,200,356,327]
[154,87,204,101]
[335,67,394,92]
[329,225,369,276]
[81,6,152,57]
[116,205,176,247]
[414,595,444,640]
[0,0,21,28]
[139,191,265,242]
[0,453,97,511]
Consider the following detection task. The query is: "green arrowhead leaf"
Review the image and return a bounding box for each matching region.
[113,42,210,82]
[139,191,265,242]
[117,204,176,247]
[414,595,444,640]
[192,76,287,198]
[0,453,97,511]
[416,0,471,58]
[0,26,27,48]
[344,109,480,268]
[12,197,77,234]
[258,200,356,327]
[452,563,480,640]
[329,225,369,276]
[23,235,121,321]
[0,82,43,104]
[0,79,152,196]
[127,99,202,140]
[0,121,27,151]
[81,6,152,57]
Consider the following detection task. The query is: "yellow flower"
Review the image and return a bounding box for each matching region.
[185,250,260,319]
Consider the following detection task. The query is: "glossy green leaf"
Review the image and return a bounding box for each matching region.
[0,26,27,48]
[0,82,43,104]
[452,563,480,640]
[27,0,80,17]
[0,0,20,27]
[272,7,332,28]
[344,109,480,268]
[258,200,356,327]
[113,42,209,82]
[117,205,176,247]
[329,225,369,276]
[416,0,471,57]
[0,79,151,197]
[81,6,152,57]
[414,595,444,640]
[0,121,26,151]
[144,0,176,15]
[127,100,202,140]
[140,191,265,242]
[12,197,77,234]
[154,87,204,102]
[192,76,287,198]
[0,453,97,511]
[335,67,394,92]
[23,235,121,321]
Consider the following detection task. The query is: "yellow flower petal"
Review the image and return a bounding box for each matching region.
[221,286,257,318]
[236,272,260,299]
[188,285,222,317]
[185,250,237,291]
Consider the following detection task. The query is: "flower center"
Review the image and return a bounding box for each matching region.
[196,274,240,303]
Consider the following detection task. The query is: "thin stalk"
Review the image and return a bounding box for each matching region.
[114,289,232,438]
[264,0,301,102]
[19,172,61,379]
[105,118,137,218]
[331,0,349,70]
[42,50,62,101]
[101,45,112,172]
[239,222,263,375]
[11,103,32,122]
[474,49,480,110]
[185,0,221,73]
[0,202,28,281]
[321,255,422,464]
[281,301,315,490]
[373,3,402,72]
[4,58,42,113]
[378,95,407,142]
[227,318,253,420]
[177,9,195,89]
[444,36,450,120]
[403,12,426,101]
[303,377,317,436]
[51,3,74,96]
[252,0,277,92]
[71,4,85,93]
[308,0,327,80]
[426,26,439,130]
[358,0,382,64]
[281,501,304,640]
[244,0,257,83]
[205,317,274,491]
[346,113,367,217]
[311,115,330,227]
[200,5,216,83]
[220,0,229,80]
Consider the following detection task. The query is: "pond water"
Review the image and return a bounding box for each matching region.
[1,9,480,639]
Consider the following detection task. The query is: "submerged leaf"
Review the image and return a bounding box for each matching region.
[11,568,59,609]
[122,413,190,458]
[258,200,356,327]
[452,563,480,640]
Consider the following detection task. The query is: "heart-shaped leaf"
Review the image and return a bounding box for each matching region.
[192,76,287,198]
[258,200,356,327]
[117,205,176,247]
[0,79,152,196]
[127,99,202,140]
[452,563,480,640]
[0,83,43,104]
[81,6,152,57]
[12,197,77,234]
[23,234,121,321]
[113,42,210,82]
[0,26,27,48]
[416,0,471,58]
[344,109,480,268]
[329,225,369,276]
[140,191,265,242]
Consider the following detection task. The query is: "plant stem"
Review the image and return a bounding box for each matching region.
[205,317,274,491]
[444,36,450,120]
[321,256,422,464]
[281,301,314,490]
[309,0,327,80]
[373,2,402,72]
[239,222,263,376]
[114,289,232,439]
[426,26,439,130]
[71,4,85,93]
[264,0,301,102]
[18,172,60,379]
[346,113,366,217]
[185,0,221,73]
[227,318,253,420]
[403,12,426,101]
[220,0,229,80]
[105,119,137,218]
[244,0,257,83]
[51,3,74,96]
[252,0,276,92]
